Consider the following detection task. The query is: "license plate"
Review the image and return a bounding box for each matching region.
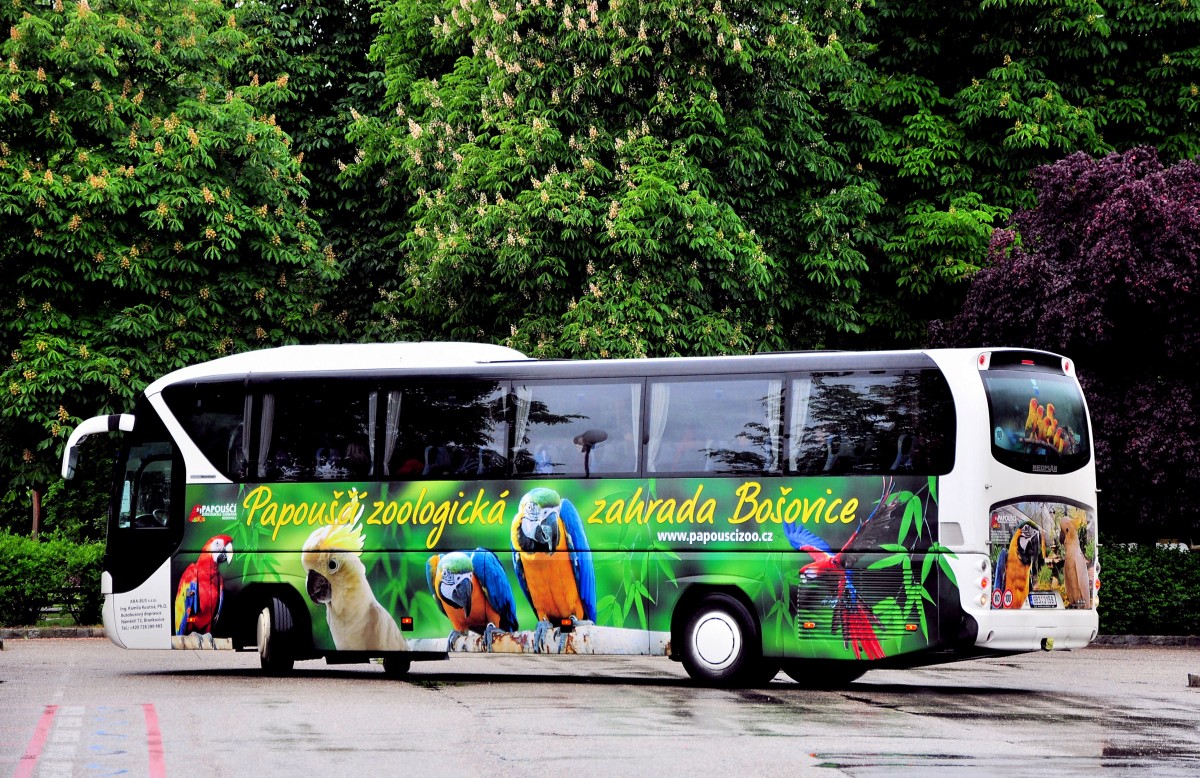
[1027,592,1059,608]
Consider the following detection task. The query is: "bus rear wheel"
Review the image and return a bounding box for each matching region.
[257,597,296,675]
[781,660,867,688]
[680,593,763,687]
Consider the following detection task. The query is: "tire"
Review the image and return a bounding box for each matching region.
[257,597,296,675]
[381,656,411,679]
[679,593,762,687]
[781,660,867,688]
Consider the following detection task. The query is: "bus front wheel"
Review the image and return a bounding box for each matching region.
[257,597,296,675]
[679,593,762,687]
[382,656,411,678]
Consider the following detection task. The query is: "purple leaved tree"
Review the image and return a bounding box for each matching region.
[930,147,1200,543]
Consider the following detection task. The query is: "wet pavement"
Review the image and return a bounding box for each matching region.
[1,639,1197,776]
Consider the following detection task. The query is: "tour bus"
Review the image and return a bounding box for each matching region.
[61,343,1099,686]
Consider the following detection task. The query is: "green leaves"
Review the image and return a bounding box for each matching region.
[1,0,344,497]
[344,0,874,355]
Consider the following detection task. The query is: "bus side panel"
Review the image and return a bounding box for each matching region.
[174,475,940,658]
[779,551,944,662]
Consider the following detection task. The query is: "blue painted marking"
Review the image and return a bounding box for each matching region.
[88,745,128,756]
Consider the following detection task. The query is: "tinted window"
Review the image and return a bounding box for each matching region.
[983,366,1090,475]
[259,382,376,481]
[647,377,782,475]
[382,381,508,479]
[107,398,185,593]
[789,369,955,475]
[162,381,248,480]
[514,381,641,476]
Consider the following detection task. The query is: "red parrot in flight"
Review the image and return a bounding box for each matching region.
[174,534,233,636]
[784,479,903,661]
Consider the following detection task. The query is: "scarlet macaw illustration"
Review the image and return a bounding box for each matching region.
[510,487,597,652]
[784,479,904,661]
[174,534,233,635]
[302,513,408,651]
[427,549,519,651]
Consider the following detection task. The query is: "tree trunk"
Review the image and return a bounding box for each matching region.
[31,488,41,539]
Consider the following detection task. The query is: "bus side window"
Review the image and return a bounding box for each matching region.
[514,381,641,477]
[648,377,782,475]
[381,381,508,479]
[793,370,953,476]
[161,380,248,481]
[259,382,377,481]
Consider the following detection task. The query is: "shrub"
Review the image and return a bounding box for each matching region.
[0,532,104,627]
[1098,545,1200,635]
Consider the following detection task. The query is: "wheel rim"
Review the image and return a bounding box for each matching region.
[257,607,271,660]
[691,610,742,672]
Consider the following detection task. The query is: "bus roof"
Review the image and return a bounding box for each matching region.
[143,343,1067,393]
[145,342,531,393]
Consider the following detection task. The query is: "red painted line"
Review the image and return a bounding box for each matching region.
[143,703,166,778]
[12,704,57,778]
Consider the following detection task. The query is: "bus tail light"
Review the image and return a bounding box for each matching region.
[399,616,414,632]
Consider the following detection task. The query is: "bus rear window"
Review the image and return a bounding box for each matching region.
[983,367,1091,475]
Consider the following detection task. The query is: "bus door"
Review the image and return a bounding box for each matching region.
[103,401,184,648]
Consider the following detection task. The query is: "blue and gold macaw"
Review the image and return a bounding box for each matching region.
[427,549,518,651]
[510,487,596,652]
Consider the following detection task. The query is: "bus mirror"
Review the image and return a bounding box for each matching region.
[61,413,135,480]
[63,448,80,482]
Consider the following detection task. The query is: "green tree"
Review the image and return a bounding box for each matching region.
[851,0,1200,342]
[240,0,388,330]
[0,0,344,535]
[346,0,883,356]
[344,1,1200,354]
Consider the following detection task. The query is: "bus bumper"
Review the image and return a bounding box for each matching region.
[100,572,127,649]
[970,614,1099,652]
[947,553,1099,652]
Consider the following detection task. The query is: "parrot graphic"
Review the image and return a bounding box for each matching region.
[301,505,408,652]
[784,479,905,661]
[510,487,597,653]
[1060,515,1090,609]
[995,520,1044,609]
[427,549,519,651]
[174,534,233,636]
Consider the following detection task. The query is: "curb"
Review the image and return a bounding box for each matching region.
[1090,634,1200,647]
[1,626,106,643]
